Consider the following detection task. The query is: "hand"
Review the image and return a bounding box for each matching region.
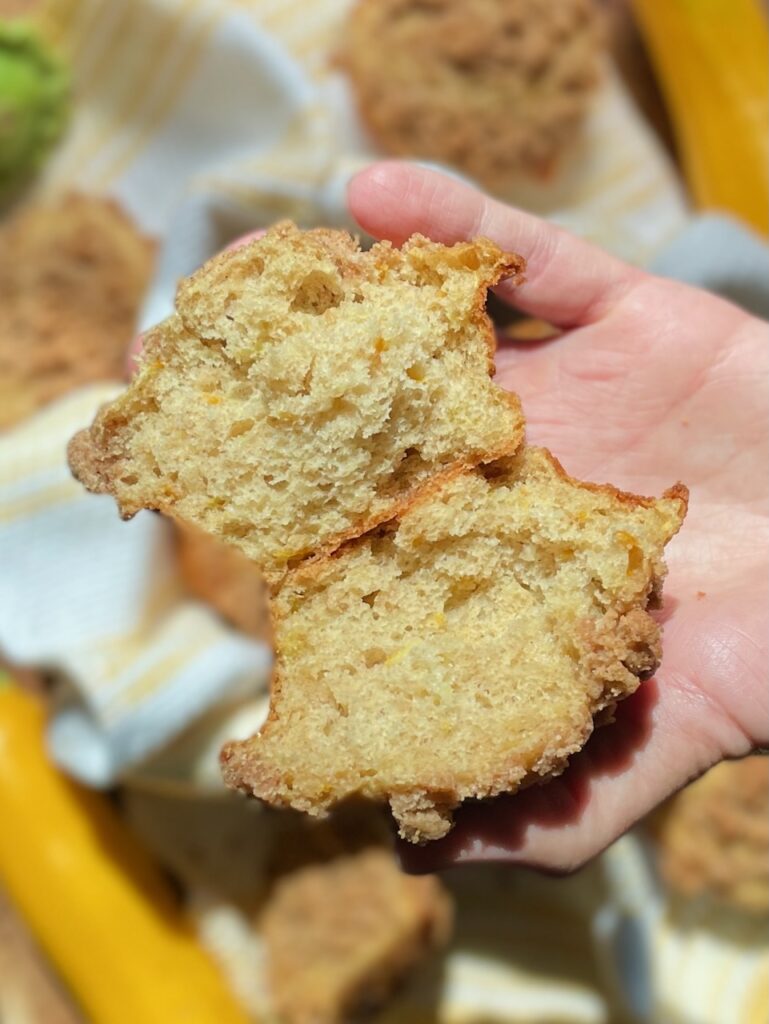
[348,161,769,874]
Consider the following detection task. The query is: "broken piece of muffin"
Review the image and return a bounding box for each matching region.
[222,447,686,843]
[68,221,686,845]
[655,757,769,915]
[68,222,525,584]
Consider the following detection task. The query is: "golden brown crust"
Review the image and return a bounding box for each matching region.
[542,447,690,515]
[0,193,154,429]
[66,426,110,494]
[273,446,687,595]
[222,446,686,843]
[270,421,524,589]
[655,757,769,914]
[261,846,452,1024]
[343,0,605,189]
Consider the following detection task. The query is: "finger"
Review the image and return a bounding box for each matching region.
[125,333,144,378]
[348,161,641,329]
[225,228,266,252]
[126,230,268,377]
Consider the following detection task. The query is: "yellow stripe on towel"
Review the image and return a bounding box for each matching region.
[94,1,226,188]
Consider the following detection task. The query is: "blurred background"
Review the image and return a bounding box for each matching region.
[0,1,767,1022]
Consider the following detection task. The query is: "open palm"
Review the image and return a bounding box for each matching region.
[348,162,769,872]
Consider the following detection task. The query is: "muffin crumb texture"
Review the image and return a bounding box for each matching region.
[223,447,686,843]
[69,221,525,584]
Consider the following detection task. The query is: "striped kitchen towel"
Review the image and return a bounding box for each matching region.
[0,385,271,786]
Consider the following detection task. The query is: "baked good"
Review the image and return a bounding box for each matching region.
[261,846,451,1024]
[222,447,686,843]
[343,0,604,189]
[0,192,154,429]
[175,522,271,641]
[68,221,525,584]
[656,756,769,914]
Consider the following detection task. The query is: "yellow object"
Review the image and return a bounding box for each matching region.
[745,967,769,1024]
[0,679,251,1024]
[632,0,769,234]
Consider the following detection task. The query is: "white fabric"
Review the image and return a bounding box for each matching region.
[651,214,769,319]
[0,387,270,786]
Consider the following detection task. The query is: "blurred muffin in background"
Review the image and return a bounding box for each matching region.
[258,807,451,1023]
[655,757,769,915]
[0,192,154,429]
[175,523,271,642]
[126,787,451,1024]
[342,0,605,191]
[260,801,393,884]
[262,844,451,1024]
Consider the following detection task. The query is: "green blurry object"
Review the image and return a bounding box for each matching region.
[0,18,69,204]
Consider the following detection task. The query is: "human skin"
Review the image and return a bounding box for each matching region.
[347,161,769,874]
[128,163,767,871]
